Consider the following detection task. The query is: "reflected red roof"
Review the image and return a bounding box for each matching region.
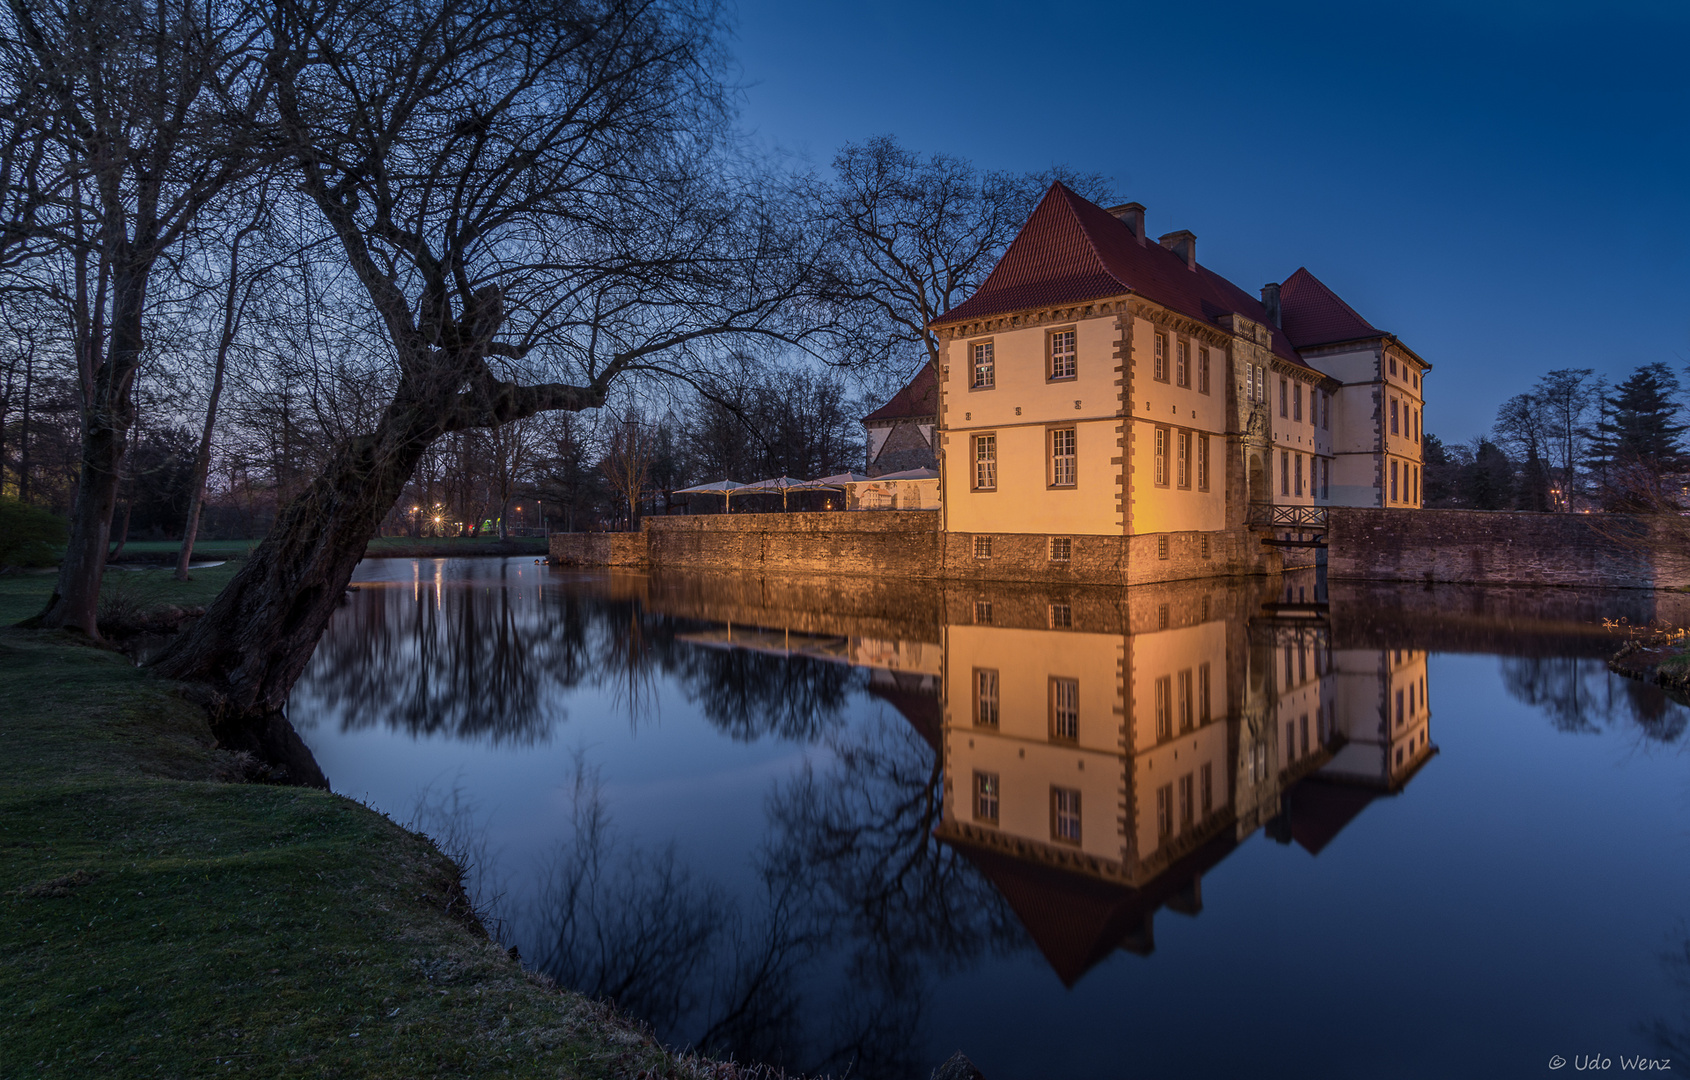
[862,364,938,423]
[933,184,1307,367]
[1278,266,1383,349]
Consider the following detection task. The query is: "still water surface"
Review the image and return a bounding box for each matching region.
[291,558,1690,1079]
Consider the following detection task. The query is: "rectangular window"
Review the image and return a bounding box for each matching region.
[1279,377,1289,418]
[1322,392,1330,430]
[1413,465,1420,505]
[971,341,995,389]
[1293,384,1303,422]
[973,771,999,823]
[1155,675,1172,741]
[1051,787,1082,845]
[1256,366,1266,404]
[1177,668,1194,732]
[1389,355,1398,377]
[973,534,993,559]
[973,434,996,491]
[974,668,999,727]
[1157,535,1169,560]
[1300,714,1309,757]
[1281,451,1290,496]
[1176,340,1189,387]
[1294,454,1304,497]
[1158,603,1170,630]
[1050,428,1077,487]
[1198,662,1212,722]
[1154,333,1168,382]
[1245,363,1256,402]
[1156,783,1173,839]
[1178,773,1194,832]
[1049,329,1076,380]
[1391,398,1399,435]
[1391,459,1399,502]
[1198,348,1211,394]
[1050,677,1079,742]
[1396,688,1405,727]
[1322,459,1330,500]
[1154,428,1168,486]
[1177,431,1191,489]
[1200,762,1213,815]
[974,599,992,623]
[1049,536,1071,562]
[1286,719,1297,761]
[1048,603,1072,629]
[1200,533,1211,559]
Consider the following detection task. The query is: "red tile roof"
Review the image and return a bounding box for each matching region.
[933,183,1308,367]
[1278,266,1383,350]
[861,364,937,423]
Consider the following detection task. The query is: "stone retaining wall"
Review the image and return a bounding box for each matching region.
[1327,507,1690,590]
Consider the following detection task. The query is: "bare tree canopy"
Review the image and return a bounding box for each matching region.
[152,0,854,759]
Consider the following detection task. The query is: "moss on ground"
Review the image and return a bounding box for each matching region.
[0,629,736,1079]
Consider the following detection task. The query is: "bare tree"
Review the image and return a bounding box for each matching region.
[5,0,271,635]
[1536,368,1601,511]
[822,135,1111,394]
[601,409,656,531]
[155,0,849,765]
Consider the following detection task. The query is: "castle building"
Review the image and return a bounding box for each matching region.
[864,183,1429,579]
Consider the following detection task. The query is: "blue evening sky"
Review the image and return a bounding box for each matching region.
[729,0,1689,444]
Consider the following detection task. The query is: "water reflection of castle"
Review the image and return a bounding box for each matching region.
[927,580,1435,985]
[662,574,1436,986]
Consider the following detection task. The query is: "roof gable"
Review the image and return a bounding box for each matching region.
[936,184,1306,366]
[862,364,937,423]
[1278,267,1382,350]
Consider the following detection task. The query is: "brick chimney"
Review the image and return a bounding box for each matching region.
[1106,203,1146,245]
[1159,230,1196,270]
[1260,282,1281,327]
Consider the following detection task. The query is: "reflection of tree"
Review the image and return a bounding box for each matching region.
[1500,657,1688,742]
[667,646,863,743]
[1649,928,1690,1058]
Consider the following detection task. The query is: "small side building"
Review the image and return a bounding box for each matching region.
[862,365,938,477]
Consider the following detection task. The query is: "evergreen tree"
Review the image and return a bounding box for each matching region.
[1422,433,1460,507]
[1591,363,1688,472]
[1461,439,1515,511]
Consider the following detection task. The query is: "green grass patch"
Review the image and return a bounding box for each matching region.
[0,564,245,628]
[109,539,260,560]
[0,630,729,1079]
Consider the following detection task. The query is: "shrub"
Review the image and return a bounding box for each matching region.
[0,499,67,569]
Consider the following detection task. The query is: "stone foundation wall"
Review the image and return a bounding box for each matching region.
[643,511,943,576]
[1327,507,1690,590]
[548,532,649,567]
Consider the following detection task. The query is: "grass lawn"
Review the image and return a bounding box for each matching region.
[0,564,244,628]
[109,540,259,561]
[0,628,728,1079]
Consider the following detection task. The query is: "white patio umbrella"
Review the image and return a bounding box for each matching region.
[739,476,841,511]
[813,471,871,486]
[671,479,746,512]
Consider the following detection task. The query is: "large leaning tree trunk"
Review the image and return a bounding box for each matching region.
[153,0,851,778]
[4,0,269,635]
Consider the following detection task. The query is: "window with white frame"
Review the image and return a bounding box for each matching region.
[971,341,995,389]
[1293,384,1303,422]
[1177,431,1191,489]
[973,771,999,823]
[1198,662,1212,721]
[1050,677,1079,741]
[1154,428,1168,486]
[1049,536,1071,562]
[973,534,993,559]
[1256,366,1266,404]
[974,599,992,623]
[1048,603,1072,628]
[1051,787,1082,844]
[974,668,999,726]
[1176,340,1189,387]
[1050,428,1076,487]
[1245,363,1256,402]
[1198,348,1211,394]
[1050,328,1076,380]
[1279,377,1289,418]
[1178,668,1194,732]
[1197,434,1209,491]
[1154,333,1168,382]
[973,434,996,490]
[1155,674,1172,740]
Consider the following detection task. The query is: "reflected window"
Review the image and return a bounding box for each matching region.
[1156,783,1173,839]
[1198,662,1212,722]
[974,599,992,624]
[1286,720,1296,762]
[1049,603,1072,629]
[1050,537,1072,563]
[973,535,993,559]
[1051,677,1080,742]
[1052,786,1082,845]
[1178,773,1194,832]
[1156,675,1173,741]
[974,668,1000,727]
[1200,762,1213,815]
[1178,669,1194,732]
[1300,714,1309,757]
[1396,688,1405,728]
[1158,603,1170,629]
[974,771,1000,824]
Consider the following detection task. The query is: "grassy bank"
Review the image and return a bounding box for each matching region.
[365,536,548,558]
[0,626,741,1078]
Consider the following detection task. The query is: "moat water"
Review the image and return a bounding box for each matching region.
[290,558,1690,1079]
